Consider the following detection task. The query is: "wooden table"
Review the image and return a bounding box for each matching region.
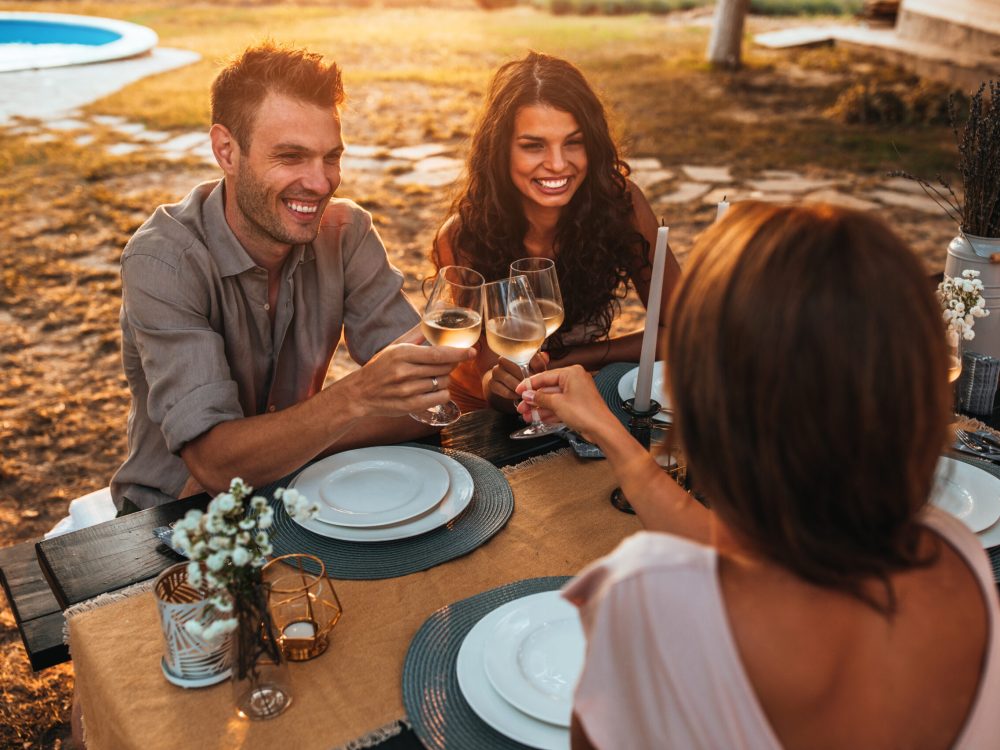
[0,409,564,672]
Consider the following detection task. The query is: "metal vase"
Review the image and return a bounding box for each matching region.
[154,562,233,688]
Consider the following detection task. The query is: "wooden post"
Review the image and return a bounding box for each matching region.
[707,0,751,70]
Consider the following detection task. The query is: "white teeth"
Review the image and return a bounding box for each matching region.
[287,201,318,214]
[537,178,569,189]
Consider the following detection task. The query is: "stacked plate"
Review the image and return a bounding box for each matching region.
[617,361,672,422]
[932,456,1000,548]
[287,446,474,542]
[456,591,584,749]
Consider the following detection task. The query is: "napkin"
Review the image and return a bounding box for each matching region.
[958,352,1000,417]
[153,526,189,558]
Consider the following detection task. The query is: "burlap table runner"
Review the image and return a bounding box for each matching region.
[68,450,641,750]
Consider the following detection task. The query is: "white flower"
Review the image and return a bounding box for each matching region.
[215,493,236,513]
[187,562,203,587]
[258,506,274,529]
[206,550,228,572]
[210,594,233,613]
[231,547,250,567]
[938,270,988,346]
[184,619,205,638]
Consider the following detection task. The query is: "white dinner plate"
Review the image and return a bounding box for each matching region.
[291,447,450,528]
[617,362,672,423]
[457,594,570,750]
[482,591,584,728]
[289,448,474,542]
[931,457,1000,534]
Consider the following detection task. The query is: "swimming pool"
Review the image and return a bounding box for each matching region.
[0,12,158,73]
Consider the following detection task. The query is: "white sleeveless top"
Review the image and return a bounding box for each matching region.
[563,506,1000,749]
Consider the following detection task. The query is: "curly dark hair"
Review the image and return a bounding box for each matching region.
[433,51,649,355]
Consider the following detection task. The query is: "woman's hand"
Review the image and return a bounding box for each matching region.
[488,351,549,402]
[515,365,616,444]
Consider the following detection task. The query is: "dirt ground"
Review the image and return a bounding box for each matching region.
[0,7,963,746]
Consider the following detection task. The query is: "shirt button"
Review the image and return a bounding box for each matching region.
[267,405,276,413]
[263,303,270,311]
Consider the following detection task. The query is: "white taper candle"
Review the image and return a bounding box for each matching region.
[715,197,730,222]
[634,225,668,412]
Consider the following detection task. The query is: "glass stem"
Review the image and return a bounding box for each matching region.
[519,364,544,427]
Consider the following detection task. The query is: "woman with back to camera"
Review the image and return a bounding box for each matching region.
[516,202,1000,749]
[432,51,680,414]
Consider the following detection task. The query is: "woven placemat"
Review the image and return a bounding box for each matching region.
[402,576,572,750]
[259,446,513,580]
[593,361,636,427]
[947,451,1000,584]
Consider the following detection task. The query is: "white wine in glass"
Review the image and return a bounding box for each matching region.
[483,275,556,440]
[422,307,482,348]
[410,265,484,426]
[508,257,566,439]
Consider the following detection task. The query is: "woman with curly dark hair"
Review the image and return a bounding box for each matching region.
[432,51,680,414]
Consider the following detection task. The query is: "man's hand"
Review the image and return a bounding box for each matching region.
[515,365,614,444]
[488,352,549,402]
[344,342,474,418]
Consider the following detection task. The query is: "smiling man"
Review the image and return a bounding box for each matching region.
[110,43,471,511]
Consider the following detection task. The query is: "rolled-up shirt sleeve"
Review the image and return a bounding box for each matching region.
[338,208,420,364]
[122,249,243,454]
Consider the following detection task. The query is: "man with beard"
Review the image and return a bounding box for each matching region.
[109,43,472,511]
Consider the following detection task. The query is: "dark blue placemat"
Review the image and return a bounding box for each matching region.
[260,446,513,580]
[402,576,572,750]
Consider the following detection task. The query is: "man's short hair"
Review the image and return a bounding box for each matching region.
[211,41,344,150]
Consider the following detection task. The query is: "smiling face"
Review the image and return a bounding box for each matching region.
[222,90,344,267]
[509,104,588,217]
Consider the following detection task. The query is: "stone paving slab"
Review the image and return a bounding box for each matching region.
[657,181,712,203]
[159,132,210,152]
[105,143,143,157]
[394,170,461,188]
[347,144,385,158]
[629,157,662,171]
[342,156,408,172]
[46,118,89,131]
[389,143,449,161]
[881,176,938,195]
[803,189,881,212]
[681,165,732,183]
[414,155,463,173]
[761,169,802,179]
[867,189,943,214]
[631,169,675,192]
[746,177,838,193]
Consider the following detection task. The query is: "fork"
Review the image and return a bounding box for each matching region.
[956,429,1000,457]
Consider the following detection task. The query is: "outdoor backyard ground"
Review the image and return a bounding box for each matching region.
[0,0,966,744]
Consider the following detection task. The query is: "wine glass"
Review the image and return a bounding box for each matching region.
[409,265,484,426]
[483,275,554,440]
[510,257,565,338]
[508,257,566,439]
[948,343,962,385]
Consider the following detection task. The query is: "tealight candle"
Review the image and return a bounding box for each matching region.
[283,621,316,639]
[634,225,668,413]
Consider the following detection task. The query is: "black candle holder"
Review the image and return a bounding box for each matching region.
[609,397,662,514]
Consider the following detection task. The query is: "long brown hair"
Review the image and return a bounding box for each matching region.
[434,51,648,354]
[667,202,951,613]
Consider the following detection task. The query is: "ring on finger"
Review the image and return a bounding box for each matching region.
[430,376,439,392]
